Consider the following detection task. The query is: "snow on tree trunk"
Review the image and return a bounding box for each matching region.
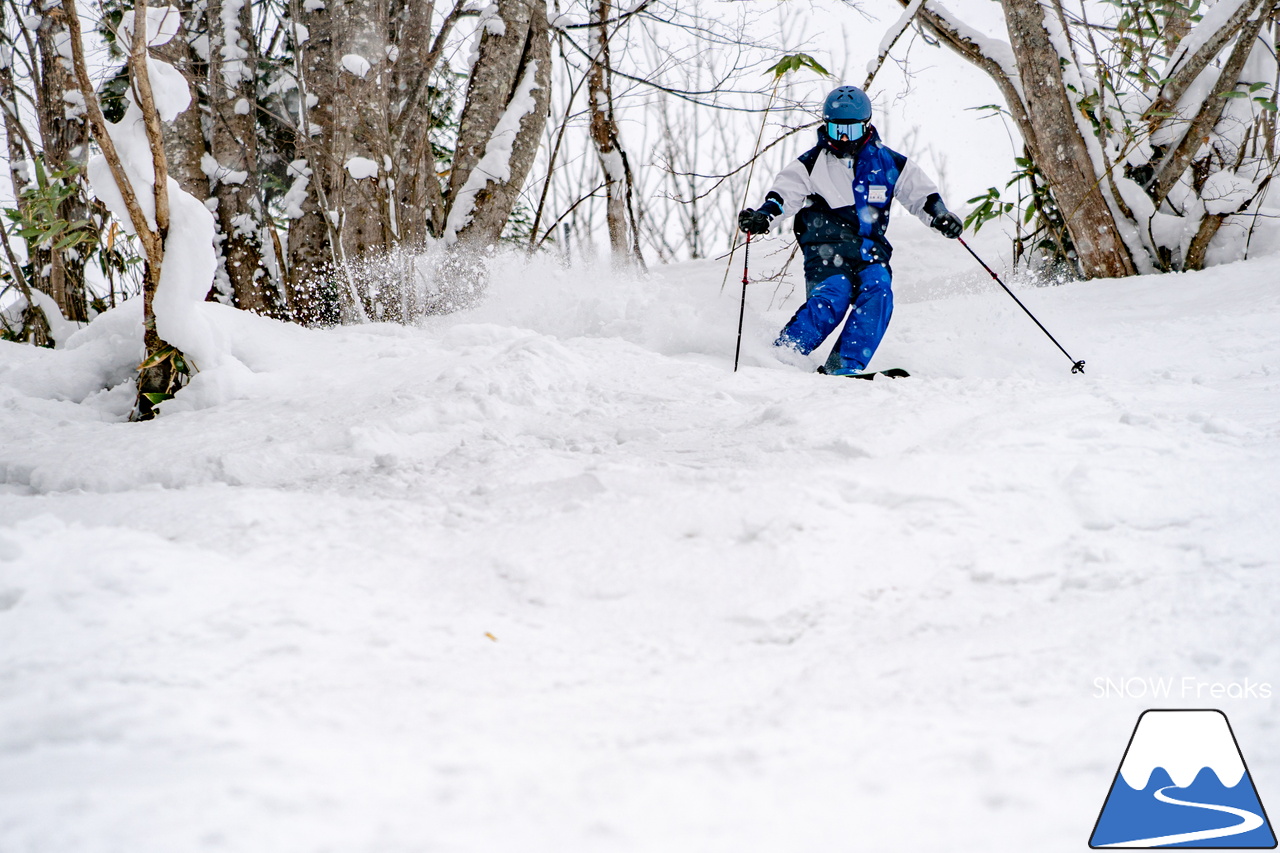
[0,10,26,203]
[1000,0,1137,279]
[330,0,393,264]
[284,0,400,321]
[901,0,1280,276]
[1180,10,1275,269]
[151,0,210,204]
[588,0,633,265]
[285,0,345,324]
[207,0,278,316]
[387,0,463,244]
[445,0,552,248]
[68,0,239,417]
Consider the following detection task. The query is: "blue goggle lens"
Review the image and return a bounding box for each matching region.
[827,120,866,141]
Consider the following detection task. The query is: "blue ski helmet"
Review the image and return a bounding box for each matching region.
[822,86,872,146]
[823,86,872,123]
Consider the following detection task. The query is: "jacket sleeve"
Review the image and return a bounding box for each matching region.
[895,159,944,226]
[759,158,815,221]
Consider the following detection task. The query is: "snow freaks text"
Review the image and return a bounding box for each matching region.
[1093,678,1273,701]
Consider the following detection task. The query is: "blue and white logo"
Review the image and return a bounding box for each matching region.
[1090,709,1276,848]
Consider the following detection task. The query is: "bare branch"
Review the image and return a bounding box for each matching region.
[555,0,654,30]
[863,0,924,91]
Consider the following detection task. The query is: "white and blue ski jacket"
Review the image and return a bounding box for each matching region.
[760,127,943,263]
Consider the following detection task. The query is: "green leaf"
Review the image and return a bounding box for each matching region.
[765,52,830,80]
[138,345,178,371]
[53,233,90,251]
[141,392,173,406]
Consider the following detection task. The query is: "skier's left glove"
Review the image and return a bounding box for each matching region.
[925,193,963,239]
[933,211,963,239]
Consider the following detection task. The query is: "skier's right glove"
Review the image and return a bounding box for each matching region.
[738,208,773,235]
[738,197,784,234]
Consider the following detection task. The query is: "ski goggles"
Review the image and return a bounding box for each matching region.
[826,120,867,142]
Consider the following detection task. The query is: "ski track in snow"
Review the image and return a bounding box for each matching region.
[1,223,1279,851]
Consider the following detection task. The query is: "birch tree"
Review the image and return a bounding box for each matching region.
[444,0,552,247]
[586,0,637,265]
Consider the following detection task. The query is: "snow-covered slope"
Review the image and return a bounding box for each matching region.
[2,227,1279,852]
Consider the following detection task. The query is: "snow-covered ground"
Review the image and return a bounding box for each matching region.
[2,219,1279,851]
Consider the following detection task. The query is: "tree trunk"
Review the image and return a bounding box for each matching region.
[208,0,280,315]
[1148,8,1273,209]
[390,0,466,242]
[287,0,341,324]
[63,0,188,419]
[331,0,392,264]
[152,0,210,203]
[588,0,632,263]
[446,0,552,247]
[1001,0,1137,279]
[0,25,53,349]
[0,2,34,201]
[31,0,92,321]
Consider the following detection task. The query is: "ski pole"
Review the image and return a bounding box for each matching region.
[733,233,751,372]
[958,236,1086,374]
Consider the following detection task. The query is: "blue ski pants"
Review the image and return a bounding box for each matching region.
[776,258,893,374]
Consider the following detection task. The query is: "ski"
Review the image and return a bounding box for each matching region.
[853,368,910,380]
[818,367,910,380]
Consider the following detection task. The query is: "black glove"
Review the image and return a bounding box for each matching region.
[924,192,962,239]
[738,208,773,235]
[932,210,963,239]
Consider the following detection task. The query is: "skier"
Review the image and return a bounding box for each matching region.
[738,85,963,376]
